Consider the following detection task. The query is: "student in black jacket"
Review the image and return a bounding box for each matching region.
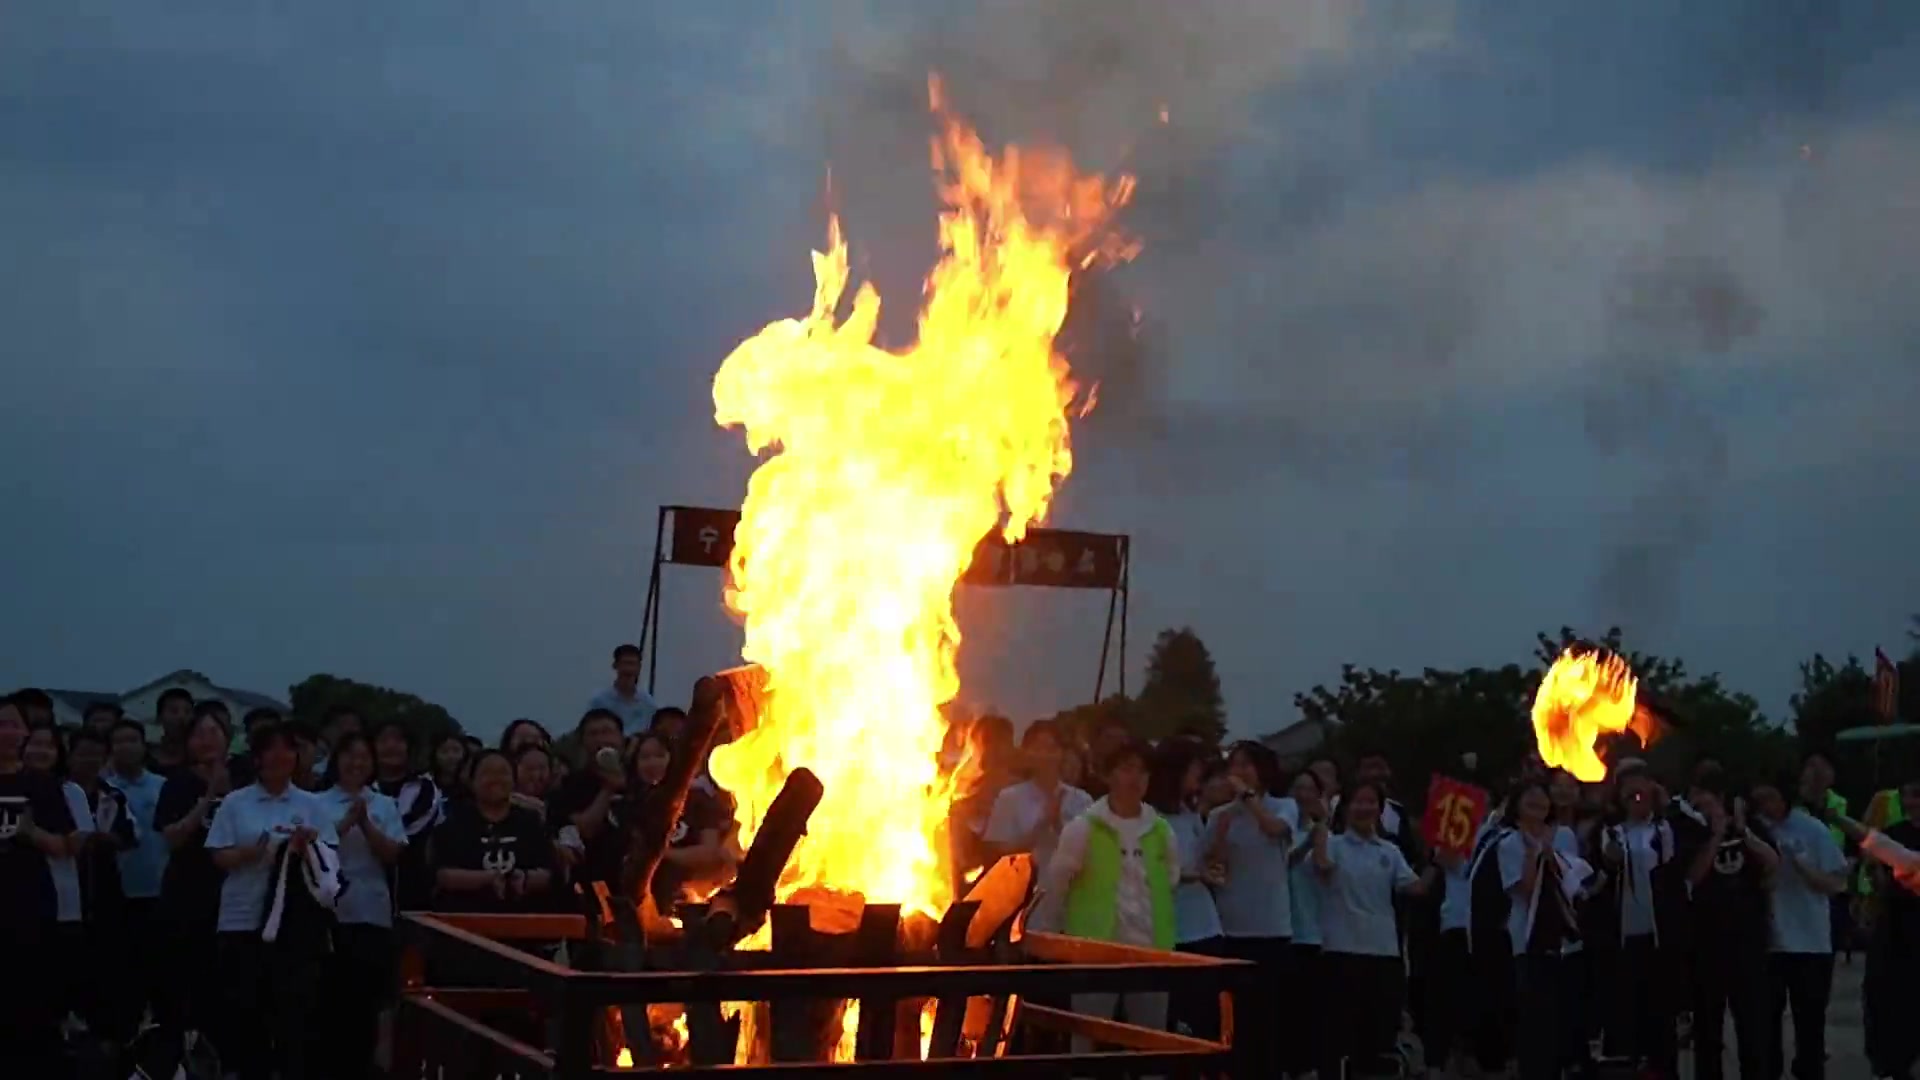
[153,705,236,1042]
[1679,767,1778,1080]
[0,697,79,1073]
[1866,780,1920,1079]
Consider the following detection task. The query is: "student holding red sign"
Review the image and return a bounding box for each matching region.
[1423,774,1491,861]
[1415,773,1491,1073]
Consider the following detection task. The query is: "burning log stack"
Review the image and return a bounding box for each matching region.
[620,664,1001,1067]
[489,665,1234,1074]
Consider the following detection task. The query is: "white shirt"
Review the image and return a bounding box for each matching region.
[1440,816,1498,933]
[1167,809,1224,944]
[206,782,339,933]
[1033,799,1179,945]
[1289,828,1324,946]
[1768,808,1847,954]
[1211,795,1301,938]
[1330,794,1406,840]
[318,786,408,928]
[1607,819,1672,940]
[1497,829,1591,955]
[587,684,658,732]
[103,767,170,899]
[1317,831,1417,957]
[982,779,1093,876]
[50,781,93,923]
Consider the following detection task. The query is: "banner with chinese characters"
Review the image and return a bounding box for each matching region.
[1421,774,1491,860]
[664,506,1126,591]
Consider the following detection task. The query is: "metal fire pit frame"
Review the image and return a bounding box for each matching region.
[394,912,1260,1078]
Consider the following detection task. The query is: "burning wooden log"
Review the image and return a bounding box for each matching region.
[603,667,784,1068]
[622,668,750,907]
[695,766,825,950]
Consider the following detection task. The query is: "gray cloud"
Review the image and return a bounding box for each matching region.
[768,1,1920,643]
[3,3,1918,735]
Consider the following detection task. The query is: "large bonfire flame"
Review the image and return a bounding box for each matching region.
[706,77,1134,924]
[1531,647,1657,782]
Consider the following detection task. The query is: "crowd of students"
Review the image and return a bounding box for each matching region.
[0,644,712,1080]
[983,716,1915,1079]
[3,647,1914,1079]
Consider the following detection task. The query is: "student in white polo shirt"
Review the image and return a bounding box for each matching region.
[1285,767,1330,1076]
[1146,739,1226,1039]
[1208,740,1299,1080]
[1314,780,1438,1078]
[207,721,339,1080]
[1496,779,1592,1080]
[316,732,407,1080]
[982,720,1093,884]
[1752,775,1849,1080]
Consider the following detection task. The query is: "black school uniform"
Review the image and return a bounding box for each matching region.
[646,786,722,915]
[1681,818,1774,1080]
[374,774,442,910]
[71,783,139,1038]
[1867,820,1920,1077]
[0,768,78,1070]
[431,801,554,914]
[153,772,227,1036]
[545,770,631,890]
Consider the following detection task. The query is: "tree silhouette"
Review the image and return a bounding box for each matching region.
[1789,654,1876,752]
[1295,662,1536,803]
[1293,627,1789,804]
[1050,694,1138,748]
[288,673,461,766]
[1136,627,1227,745]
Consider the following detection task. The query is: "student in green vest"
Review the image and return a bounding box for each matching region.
[1031,738,1179,1049]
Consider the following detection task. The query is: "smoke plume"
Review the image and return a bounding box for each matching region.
[787,0,1920,625]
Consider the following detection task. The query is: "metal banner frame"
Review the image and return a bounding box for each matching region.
[637,505,1130,704]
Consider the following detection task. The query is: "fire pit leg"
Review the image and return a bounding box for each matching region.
[768,906,841,1062]
[852,903,903,1061]
[677,904,735,1066]
[926,899,981,1058]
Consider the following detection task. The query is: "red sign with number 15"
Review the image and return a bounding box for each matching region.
[1422,774,1491,860]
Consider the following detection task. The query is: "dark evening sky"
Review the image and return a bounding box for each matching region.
[5,2,1917,738]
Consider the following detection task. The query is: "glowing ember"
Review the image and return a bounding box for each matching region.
[708,74,1133,923]
[1531,647,1651,782]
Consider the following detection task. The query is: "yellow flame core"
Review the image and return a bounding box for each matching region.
[1531,648,1640,782]
[709,89,1132,920]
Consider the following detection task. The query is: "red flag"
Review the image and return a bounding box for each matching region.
[1874,648,1900,723]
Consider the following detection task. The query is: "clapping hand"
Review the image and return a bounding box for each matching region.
[1707,801,1729,839]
